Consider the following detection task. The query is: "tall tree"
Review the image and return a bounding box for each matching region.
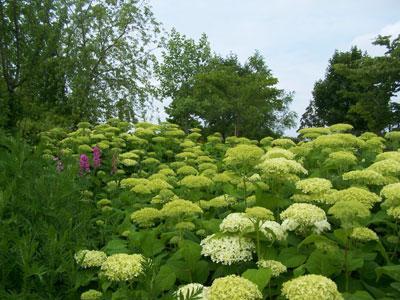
[301,47,367,129]
[301,35,400,133]
[158,37,296,138]
[0,0,160,135]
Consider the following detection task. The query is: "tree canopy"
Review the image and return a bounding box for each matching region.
[0,0,160,136]
[157,32,296,139]
[301,35,400,133]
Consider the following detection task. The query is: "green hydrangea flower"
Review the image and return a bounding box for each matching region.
[208,275,262,300]
[100,253,145,281]
[282,274,343,300]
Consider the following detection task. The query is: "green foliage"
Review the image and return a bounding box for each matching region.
[0,134,98,298]
[301,35,400,133]
[0,0,160,136]
[157,32,296,138]
[2,120,400,299]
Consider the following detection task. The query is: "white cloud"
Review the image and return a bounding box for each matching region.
[351,21,400,56]
[149,0,400,136]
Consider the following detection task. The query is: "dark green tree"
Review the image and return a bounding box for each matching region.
[157,32,295,138]
[0,0,160,136]
[301,47,367,130]
[182,53,296,139]
[301,35,400,133]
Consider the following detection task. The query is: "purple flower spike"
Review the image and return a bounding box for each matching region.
[53,156,64,173]
[92,146,101,168]
[79,154,90,176]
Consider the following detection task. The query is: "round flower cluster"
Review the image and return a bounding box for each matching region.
[148,179,173,192]
[376,151,400,162]
[175,283,209,300]
[282,274,343,300]
[271,138,296,149]
[219,213,254,233]
[177,165,199,176]
[257,259,287,277]
[213,172,235,184]
[80,289,103,300]
[312,133,363,149]
[329,123,353,132]
[380,183,400,207]
[161,199,203,218]
[280,203,330,234]
[350,227,379,242]
[200,234,255,265]
[206,195,237,208]
[208,275,262,300]
[100,253,145,281]
[74,250,107,268]
[260,221,287,241]
[257,158,307,177]
[224,144,264,169]
[387,206,400,219]
[180,175,214,189]
[262,148,295,160]
[381,183,400,219]
[131,207,162,227]
[295,178,332,194]
[291,191,332,204]
[245,207,274,221]
[368,159,400,176]
[298,127,331,139]
[175,221,196,231]
[324,151,357,167]
[342,170,386,185]
[328,200,371,223]
[325,187,381,209]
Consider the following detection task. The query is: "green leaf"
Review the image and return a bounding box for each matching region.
[155,265,176,292]
[141,233,165,257]
[298,234,336,249]
[333,228,349,246]
[305,250,343,276]
[242,268,272,291]
[179,239,201,267]
[343,291,374,300]
[376,265,400,281]
[278,247,307,268]
[347,251,364,272]
[293,264,306,277]
[104,239,128,255]
[192,260,210,284]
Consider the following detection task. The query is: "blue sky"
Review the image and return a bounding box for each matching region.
[149,0,400,136]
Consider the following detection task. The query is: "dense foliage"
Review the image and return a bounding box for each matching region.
[0,0,160,136]
[301,35,400,133]
[156,31,296,138]
[3,120,400,299]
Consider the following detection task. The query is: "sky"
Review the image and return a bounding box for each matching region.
[148,0,400,136]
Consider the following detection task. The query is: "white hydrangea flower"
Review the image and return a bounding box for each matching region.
[280,203,330,235]
[219,213,254,233]
[200,234,255,265]
[260,221,287,241]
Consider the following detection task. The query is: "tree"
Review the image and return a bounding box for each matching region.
[156,28,212,100]
[161,47,296,139]
[301,47,367,130]
[301,35,400,133]
[0,0,160,136]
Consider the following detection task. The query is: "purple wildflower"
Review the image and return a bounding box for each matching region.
[79,154,90,176]
[92,146,101,168]
[53,156,64,173]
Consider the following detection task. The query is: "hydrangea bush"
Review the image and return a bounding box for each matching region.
[37,119,400,299]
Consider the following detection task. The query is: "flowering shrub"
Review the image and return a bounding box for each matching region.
[30,120,400,299]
